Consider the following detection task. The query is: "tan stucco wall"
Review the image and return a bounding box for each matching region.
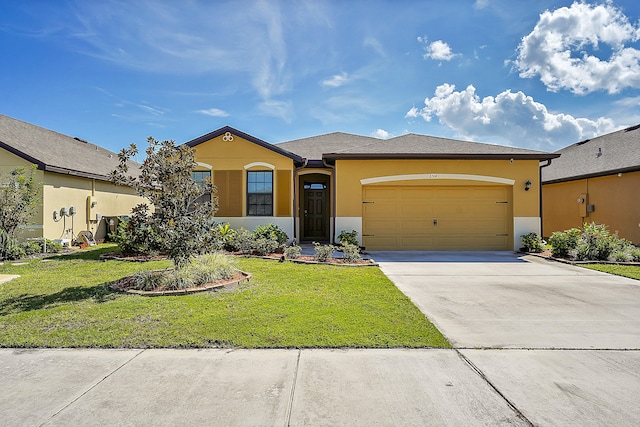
[542,171,640,243]
[42,173,145,241]
[191,133,295,219]
[334,159,540,217]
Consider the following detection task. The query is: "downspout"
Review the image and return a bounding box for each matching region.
[292,158,308,243]
[539,159,553,237]
[322,158,337,244]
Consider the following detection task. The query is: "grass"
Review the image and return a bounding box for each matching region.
[580,263,640,281]
[0,245,449,349]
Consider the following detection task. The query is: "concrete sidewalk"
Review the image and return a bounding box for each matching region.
[1,348,530,426]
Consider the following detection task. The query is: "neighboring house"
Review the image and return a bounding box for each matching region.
[0,114,146,242]
[186,126,558,251]
[542,124,640,244]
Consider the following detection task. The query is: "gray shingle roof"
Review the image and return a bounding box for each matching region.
[0,114,139,181]
[278,132,557,160]
[542,124,640,183]
[276,132,376,160]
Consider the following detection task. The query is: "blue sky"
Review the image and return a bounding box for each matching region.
[2,0,640,154]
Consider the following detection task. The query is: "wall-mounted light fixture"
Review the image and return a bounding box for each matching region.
[524,180,532,191]
[577,197,585,203]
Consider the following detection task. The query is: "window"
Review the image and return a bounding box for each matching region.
[191,171,212,207]
[247,171,273,216]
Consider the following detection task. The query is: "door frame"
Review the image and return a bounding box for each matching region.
[299,173,331,242]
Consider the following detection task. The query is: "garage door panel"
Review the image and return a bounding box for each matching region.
[362,185,512,250]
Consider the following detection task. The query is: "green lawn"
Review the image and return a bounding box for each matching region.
[581,263,640,281]
[0,246,449,349]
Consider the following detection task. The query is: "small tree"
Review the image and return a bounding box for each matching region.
[0,166,40,238]
[110,137,218,270]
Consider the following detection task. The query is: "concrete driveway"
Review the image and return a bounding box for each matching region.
[371,250,640,426]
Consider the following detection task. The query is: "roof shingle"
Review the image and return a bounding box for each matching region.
[542,125,640,183]
[0,114,139,181]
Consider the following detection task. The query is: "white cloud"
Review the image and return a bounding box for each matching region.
[473,0,489,10]
[258,99,293,123]
[68,1,304,121]
[322,72,349,88]
[371,129,390,139]
[419,37,458,61]
[195,108,229,117]
[406,83,616,150]
[516,1,640,94]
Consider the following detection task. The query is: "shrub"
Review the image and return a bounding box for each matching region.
[284,245,302,260]
[41,239,63,254]
[20,240,41,256]
[576,223,615,261]
[252,237,279,256]
[217,223,238,252]
[130,270,173,291]
[629,247,640,262]
[337,229,359,246]
[109,208,163,256]
[253,224,288,246]
[548,228,581,258]
[231,228,253,254]
[520,232,544,253]
[0,231,23,260]
[313,242,335,262]
[340,244,362,263]
[179,252,237,286]
[611,250,632,262]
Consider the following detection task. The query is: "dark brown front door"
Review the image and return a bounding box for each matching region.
[302,181,328,241]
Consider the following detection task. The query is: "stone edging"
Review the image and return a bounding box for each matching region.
[525,252,640,266]
[109,271,251,297]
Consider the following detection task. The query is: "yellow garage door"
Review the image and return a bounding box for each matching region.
[362,186,512,250]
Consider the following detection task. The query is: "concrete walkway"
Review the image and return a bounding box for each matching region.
[1,252,639,426]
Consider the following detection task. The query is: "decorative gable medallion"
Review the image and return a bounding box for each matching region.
[222,132,234,142]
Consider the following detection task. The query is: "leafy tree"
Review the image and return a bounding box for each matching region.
[0,165,40,238]
[110,137,218,269]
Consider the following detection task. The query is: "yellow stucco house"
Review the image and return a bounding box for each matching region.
[0,114,146,242]
[542,124,640,244]
[187,126,559,251]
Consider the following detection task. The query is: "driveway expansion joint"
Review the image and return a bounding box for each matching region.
[455,349,534,427]
[37,349,146,427]
[285,349,301,427]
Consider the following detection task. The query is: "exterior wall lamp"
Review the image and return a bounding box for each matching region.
[524,180,532,191]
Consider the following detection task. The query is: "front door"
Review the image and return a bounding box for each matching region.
[302,181,329,241]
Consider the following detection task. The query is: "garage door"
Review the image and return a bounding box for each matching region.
[362,186,512,250]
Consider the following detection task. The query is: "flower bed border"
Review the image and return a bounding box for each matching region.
[109,271,251,296]
[525,252,640,266]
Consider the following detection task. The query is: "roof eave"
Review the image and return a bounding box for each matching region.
[542,165,640,184]
[184,126,304,164]
[322,153,561,162]
[43,165,113,182]
[0,140,45,170]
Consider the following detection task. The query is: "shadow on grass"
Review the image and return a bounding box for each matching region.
[53,246,121,261]
[0,283,117,315]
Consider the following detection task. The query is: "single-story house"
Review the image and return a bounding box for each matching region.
[186,126,559,251]
[0,114,146,243]
[542,124,640,244]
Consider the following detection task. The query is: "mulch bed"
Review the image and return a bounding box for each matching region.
[525,250,640,266]
[100,251,377,266]
[109,270,251,296]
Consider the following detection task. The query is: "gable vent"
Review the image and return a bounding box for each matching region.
[624,124,640,132]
